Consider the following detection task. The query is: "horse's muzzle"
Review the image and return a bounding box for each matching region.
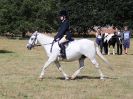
[27,44,33,50]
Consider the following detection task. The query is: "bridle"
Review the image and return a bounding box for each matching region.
[30,33,54,47]
[31,33,38,47]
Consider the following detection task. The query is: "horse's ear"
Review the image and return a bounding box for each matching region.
[26,31,32,37]
[35,31,38,33]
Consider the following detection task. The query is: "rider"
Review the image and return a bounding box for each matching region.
[54,10,73,58]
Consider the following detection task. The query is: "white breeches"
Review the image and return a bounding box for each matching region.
[59,35,68,44]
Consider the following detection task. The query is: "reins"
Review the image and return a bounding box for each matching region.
[36,42,53,46]
[35,40,55,53]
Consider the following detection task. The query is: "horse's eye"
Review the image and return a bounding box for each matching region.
[31,38,34,40]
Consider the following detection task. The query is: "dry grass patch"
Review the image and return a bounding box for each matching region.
[0,38,133,99]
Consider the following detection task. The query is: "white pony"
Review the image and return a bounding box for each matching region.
[27,31,112,80]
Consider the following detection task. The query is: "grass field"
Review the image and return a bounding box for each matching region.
[0,38,133,99]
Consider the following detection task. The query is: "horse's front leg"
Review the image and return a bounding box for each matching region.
[54,61,69,80]
[39,55,57,80]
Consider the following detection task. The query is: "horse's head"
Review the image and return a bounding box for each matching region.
[27,31,38,50]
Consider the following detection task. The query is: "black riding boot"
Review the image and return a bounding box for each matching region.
[59,43,66,58]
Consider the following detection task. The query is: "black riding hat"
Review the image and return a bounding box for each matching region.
[59,10,68,16]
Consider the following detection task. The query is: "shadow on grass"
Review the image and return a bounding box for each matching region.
[0,50,14,53]
[127,54,133,55]
[56,75,118,80]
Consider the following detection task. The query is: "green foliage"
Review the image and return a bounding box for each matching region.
[0,0,57,36]
[61,0,133,31]
[0,0,133,36]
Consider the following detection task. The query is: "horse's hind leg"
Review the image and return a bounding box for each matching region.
[71,58,85,79]
[54,61,69,80]
[91,58,105,80]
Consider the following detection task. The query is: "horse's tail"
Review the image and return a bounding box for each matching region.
[95,43,113,70]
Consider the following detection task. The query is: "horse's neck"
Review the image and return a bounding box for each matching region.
[37,33,54,56]
[37,33,53,44]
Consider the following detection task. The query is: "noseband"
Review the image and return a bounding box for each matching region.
[31,33,38,47]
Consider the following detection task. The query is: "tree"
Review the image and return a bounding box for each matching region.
[0,0,58,36]
[0,0,133,36]
[59,0,133,32]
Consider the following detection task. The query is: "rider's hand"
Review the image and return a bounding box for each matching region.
[54,38,59,42]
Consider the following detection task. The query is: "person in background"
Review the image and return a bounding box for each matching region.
[95,28,103,53]
[101,32,108,55]
[123,26,131,54]
[116,27,123,55]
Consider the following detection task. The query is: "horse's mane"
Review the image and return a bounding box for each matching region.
[38,32,53,39]
[43,33,54,39]
[37,32,54,42]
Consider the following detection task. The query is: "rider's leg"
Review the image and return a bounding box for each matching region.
[59,44,66,58]
[59,36,68,58]
[59,36,68,44]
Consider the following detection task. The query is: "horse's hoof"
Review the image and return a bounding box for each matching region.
[65,77,69,80]
[38,77,43,81]
[70,76,76,80]
[100,77,105,80]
